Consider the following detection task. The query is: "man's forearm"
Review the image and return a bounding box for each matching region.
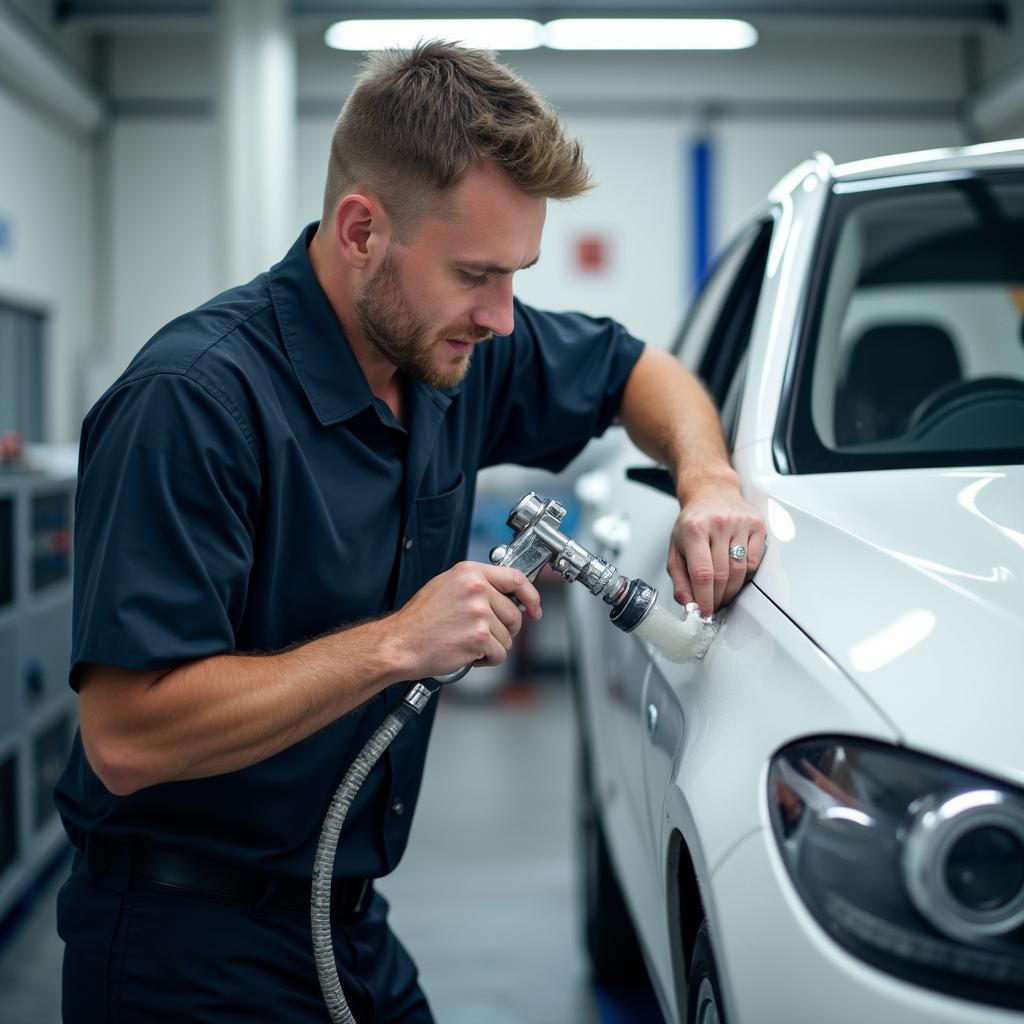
[618,345,740,502]
[80,617,412,796]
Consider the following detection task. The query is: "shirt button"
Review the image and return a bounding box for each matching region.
[391,799,405,816]
[403,537,413,551]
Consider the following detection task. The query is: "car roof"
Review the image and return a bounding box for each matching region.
[830,137,1024,182]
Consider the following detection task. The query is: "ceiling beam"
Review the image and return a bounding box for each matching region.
[54,1,1009,27]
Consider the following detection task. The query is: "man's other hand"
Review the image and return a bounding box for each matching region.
[667,484,766,617]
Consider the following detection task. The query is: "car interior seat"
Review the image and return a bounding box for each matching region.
[834,323,962,445]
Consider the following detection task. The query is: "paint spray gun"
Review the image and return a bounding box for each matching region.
[429,490,719,691]
[312,492,719,1023]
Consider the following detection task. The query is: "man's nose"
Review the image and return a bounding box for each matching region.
[471,278,515,337]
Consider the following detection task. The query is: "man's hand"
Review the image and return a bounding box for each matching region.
[615,347,767,617]
[390,562,543,681]
[667,481,766,617]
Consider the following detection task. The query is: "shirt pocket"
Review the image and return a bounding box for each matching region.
[413,470,467,580]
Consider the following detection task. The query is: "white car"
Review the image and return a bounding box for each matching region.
[568,140,1024,1024]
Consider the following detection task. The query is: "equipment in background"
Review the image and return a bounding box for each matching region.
[0,460,76,925]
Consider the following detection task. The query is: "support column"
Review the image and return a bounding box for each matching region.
[218,0,296,288]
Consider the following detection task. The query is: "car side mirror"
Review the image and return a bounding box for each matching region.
[625,466,675,496]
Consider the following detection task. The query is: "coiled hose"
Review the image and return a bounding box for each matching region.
[311,698,418,1023]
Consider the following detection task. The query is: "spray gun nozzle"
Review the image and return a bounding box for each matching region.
[607,578,657,632]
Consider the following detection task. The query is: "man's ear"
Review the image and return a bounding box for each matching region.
[333,193,390,269]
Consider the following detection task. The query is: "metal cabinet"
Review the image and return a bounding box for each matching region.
[0,467,75,922]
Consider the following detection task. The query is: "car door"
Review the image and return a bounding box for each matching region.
[576,217,776,963]
[634,217,775,977]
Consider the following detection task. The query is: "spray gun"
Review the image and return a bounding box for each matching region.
[427,491,660,693]
[426,491,718,691]
[312,492,719,1024]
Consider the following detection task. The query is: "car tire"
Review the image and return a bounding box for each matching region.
[576,732,648,986]
[688,919,727,1024]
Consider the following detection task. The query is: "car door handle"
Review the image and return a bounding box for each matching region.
[574,470,610,509]
[646,702,659,738]
[592,513,630,558]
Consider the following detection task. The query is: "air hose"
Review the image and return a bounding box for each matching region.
[311,681,438,1024]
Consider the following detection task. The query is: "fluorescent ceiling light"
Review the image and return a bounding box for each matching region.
[544,18,758,50]
[325,19,544,51]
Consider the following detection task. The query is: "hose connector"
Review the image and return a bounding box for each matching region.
[608,578,657,633]
[403,682,435,713]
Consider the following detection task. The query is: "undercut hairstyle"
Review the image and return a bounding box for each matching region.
[322,40,592,241]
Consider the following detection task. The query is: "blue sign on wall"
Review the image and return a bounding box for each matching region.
[0,217,11,253]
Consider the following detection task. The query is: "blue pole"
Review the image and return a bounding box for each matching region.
[690,136,712,298]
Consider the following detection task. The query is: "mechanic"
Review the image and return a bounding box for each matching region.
[55,41,765,1024]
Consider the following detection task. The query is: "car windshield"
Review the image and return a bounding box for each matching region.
[786,171,1024,472]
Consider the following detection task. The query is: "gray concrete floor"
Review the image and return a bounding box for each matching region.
[0,678,601,1024]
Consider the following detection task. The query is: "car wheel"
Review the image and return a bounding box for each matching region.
[688,919,727,1024]
[576,728,647,985]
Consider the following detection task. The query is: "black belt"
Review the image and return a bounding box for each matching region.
[86,842,374,917]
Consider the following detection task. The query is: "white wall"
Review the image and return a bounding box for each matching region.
[108,118,218,372]
[100,24,970,380]
[716,118,967,244]
[971,0,1024,138]
[0,87,94,444]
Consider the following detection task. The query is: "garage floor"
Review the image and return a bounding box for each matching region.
[0,678,663,1024]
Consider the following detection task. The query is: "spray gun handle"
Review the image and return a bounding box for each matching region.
[431,663,473,686]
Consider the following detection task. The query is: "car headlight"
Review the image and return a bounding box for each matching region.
[768,738,1024,1011]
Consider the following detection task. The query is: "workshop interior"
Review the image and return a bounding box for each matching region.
[1,2,1023,1023]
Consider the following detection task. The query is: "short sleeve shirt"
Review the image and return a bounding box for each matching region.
[55,223,645,878]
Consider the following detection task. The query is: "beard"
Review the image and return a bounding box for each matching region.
[355,248,491,389]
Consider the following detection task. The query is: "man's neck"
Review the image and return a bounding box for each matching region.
[307,230,400,401]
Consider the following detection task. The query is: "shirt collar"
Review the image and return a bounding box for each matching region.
[267,222,461,427]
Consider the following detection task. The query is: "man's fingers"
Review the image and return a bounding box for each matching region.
[685,539,715,618]
[489,590,524,637]
[473,630,509,667]
[749,529,768,571]
[482,564,542,620]
[489,611,514,653]
[667,540,694,606]
[710,533,731,612]
[722,536,750,607]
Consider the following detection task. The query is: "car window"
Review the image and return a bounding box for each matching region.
[700,222,772,427]
[671,221,764,372]
[784,172,1024,472]
[720,348,750,449]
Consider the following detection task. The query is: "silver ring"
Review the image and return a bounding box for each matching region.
[729,544,747,561]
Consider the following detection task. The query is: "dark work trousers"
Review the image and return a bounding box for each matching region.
[57,846,435,1024]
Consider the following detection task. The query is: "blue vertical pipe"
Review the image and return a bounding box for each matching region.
[690,136,713,298]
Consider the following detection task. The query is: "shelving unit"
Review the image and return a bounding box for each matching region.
[0,467,76,922]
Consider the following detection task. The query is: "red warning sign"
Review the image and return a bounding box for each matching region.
[575,235,609,274]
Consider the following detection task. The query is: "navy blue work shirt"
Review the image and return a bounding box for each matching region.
[55,223,645,879]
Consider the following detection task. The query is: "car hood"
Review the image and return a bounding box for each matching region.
[754,466,1024,787]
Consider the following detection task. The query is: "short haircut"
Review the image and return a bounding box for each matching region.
[322,40,592,240]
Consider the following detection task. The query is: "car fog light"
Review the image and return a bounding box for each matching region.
[768,739,1024,1011]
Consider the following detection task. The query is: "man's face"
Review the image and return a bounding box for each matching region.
[354,163,546,389]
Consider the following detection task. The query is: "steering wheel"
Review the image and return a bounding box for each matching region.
[907,376,1024,435]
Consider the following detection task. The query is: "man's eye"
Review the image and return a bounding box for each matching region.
[459,270,488,286]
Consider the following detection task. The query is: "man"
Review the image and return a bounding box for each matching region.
[56,42,764,1023]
